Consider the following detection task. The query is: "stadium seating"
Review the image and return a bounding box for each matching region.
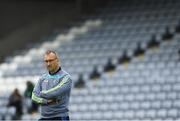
[0,0,180,120]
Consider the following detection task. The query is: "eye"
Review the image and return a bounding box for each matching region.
[44,58,57,63]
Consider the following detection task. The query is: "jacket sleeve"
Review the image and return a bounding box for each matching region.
[40,75,72,99]
[31,78,48,105]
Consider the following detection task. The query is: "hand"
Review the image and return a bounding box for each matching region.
[47,99,57,105]
[40,91,46,97]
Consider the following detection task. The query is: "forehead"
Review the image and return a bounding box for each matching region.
[44,53,57,59]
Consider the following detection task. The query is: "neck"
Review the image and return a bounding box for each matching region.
[49,67,61,75]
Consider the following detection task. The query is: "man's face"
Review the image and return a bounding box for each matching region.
[44,53,59,72]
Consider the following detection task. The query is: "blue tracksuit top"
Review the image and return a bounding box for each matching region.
[31,68,72,118]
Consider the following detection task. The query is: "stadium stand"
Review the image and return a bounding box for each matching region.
[0,0,180,120]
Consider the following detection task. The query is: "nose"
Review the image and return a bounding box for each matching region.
[47,62,51,66]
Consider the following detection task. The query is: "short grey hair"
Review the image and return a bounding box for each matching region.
[45,50,57,56]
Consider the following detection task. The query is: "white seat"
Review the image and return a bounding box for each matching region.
[123,110,135,119]
[99,103,109,111]
[166,92,177,100]
[91,111,103,120]
[135,110,146,119]
[146,109,156,118]
[88,103,98,111]
[151,84,161,92]
[124,94,135,101]
[167,109,178,118]
[157,109,167,118]
[113,111,124,119]
[161,100,172,109]
[7,107,15,116]
[102,111,114,120]
[119,102,129,110]
[82,112,92,120]
[155,92,166,100]
[140,101,151,109]
[151,101,161,109]
[0,106,7,115]
[135,93,146,101]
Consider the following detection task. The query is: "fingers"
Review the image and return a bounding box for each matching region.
[47,99,56,105]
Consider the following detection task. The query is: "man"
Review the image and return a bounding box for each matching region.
[32,50,72,121]
[7,88,23,120]
[24,81,38,114]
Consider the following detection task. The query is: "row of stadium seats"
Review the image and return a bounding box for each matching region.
[0,0,180,120]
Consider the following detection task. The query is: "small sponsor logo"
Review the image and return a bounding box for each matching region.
[44,80,48,83]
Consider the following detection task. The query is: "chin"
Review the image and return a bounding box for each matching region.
[48,68,52,71]
[49,69,53,72]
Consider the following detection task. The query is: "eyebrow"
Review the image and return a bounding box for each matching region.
[44,58,57,61]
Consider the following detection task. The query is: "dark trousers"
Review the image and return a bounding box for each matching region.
[39,116,69,121]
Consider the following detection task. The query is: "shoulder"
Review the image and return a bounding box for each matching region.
[61,69,71,79]
[41,73,48,78]
[38,73,48,82]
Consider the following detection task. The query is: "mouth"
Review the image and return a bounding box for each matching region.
[47,66,51,69]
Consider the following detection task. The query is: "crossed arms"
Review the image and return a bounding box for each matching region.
[31,75,71,105]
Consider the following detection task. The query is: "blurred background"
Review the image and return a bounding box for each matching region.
[0,0,180,120]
